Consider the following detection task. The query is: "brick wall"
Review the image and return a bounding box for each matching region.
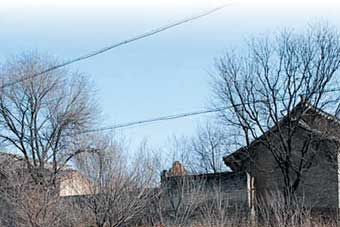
[161,170,249,208]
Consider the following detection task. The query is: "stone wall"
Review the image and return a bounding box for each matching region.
[161,168,249,208]
[159,168,250,225]
[250,128,339,209]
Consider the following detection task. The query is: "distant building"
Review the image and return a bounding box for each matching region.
[162,100,340,219]
[0,152,92,197]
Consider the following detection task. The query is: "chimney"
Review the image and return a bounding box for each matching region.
[164,161,187,177]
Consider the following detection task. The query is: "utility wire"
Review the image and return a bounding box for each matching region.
[80,106,227,134]
[0,4,230,89]
[77,87,340,134]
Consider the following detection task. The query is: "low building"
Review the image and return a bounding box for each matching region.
[0,152,92,197]
[162,100,340,219]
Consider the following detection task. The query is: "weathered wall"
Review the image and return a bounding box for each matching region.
[0,195,16,227]
[59,170,92,197]
[250,128,339,209]
[161,171,249,208]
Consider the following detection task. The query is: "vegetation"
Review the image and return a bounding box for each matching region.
[1,23,340,227]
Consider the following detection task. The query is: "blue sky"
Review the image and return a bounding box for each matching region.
[1,0,340,152]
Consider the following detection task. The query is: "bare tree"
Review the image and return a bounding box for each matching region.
[74,135,157,227]
[166,121,234,174]
[0,158,78,227]
[188,122,229,174]
[213,24,340,201]
[0,52,97,185]
[154,175,206,227]
[166,135,192,170]
[198,185,249,227]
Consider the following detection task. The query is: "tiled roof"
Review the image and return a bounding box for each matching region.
[223,100,340,170]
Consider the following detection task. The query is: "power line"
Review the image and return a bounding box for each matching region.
[78,88,340,134]
[80,106,227,134]
[0,4,230,89]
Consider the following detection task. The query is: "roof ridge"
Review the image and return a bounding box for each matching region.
[223,100,340,171]
[303,101,340,125]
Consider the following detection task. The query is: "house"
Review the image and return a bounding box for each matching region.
[161,160,253,215]
[0,152,93,226]
[223,100,340,213]
[58,169,93,196]
[162,100,340,218]
[0,152,92,197]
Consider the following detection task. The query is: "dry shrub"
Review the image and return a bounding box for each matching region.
[256,191,337,227]
[161,189,338,227]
